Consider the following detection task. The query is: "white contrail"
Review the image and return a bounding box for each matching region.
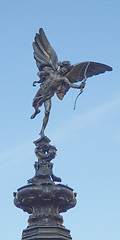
[1,96,120,165]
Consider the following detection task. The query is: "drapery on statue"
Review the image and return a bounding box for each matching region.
[31,28,112,136]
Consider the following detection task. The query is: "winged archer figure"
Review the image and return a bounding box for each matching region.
[31,28,112,137]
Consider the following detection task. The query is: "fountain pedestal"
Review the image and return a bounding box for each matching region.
[14,136,77,239]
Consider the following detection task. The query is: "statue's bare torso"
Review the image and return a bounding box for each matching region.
[31,68,84,136]
[31,28,112,136]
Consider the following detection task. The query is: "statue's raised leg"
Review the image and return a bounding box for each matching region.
[31,106,40,119]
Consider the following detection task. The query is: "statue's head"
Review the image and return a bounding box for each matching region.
[39,64,54,71]
[59,61,71,68]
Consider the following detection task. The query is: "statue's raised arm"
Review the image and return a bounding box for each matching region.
[31,28,112,137]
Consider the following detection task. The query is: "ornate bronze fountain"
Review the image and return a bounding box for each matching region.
[14,28,112,239]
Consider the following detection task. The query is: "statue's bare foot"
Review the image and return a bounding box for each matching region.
[31,109,40,119]
[39,130,45,137]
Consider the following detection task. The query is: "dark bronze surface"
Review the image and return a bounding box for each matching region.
[14,139,76,239]
[31,28,112,137]
[14,28,112,240]
[14,135,76,239]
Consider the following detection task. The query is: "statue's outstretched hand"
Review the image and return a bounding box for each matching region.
[79,81,86,89]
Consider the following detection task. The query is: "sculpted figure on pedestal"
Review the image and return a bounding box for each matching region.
[31,28,112,136]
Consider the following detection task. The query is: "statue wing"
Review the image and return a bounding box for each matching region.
[56,61,112,100]
[33,28,58,71]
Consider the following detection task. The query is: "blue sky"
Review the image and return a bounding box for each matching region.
[0,1,120,240]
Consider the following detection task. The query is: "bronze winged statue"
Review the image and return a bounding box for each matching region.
[31,28,112,137]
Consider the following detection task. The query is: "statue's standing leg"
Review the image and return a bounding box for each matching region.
[40,98,51,136]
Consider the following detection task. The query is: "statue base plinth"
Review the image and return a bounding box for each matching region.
[13,136,77,240]
[22,225,72,240]
[14,183,76,240]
